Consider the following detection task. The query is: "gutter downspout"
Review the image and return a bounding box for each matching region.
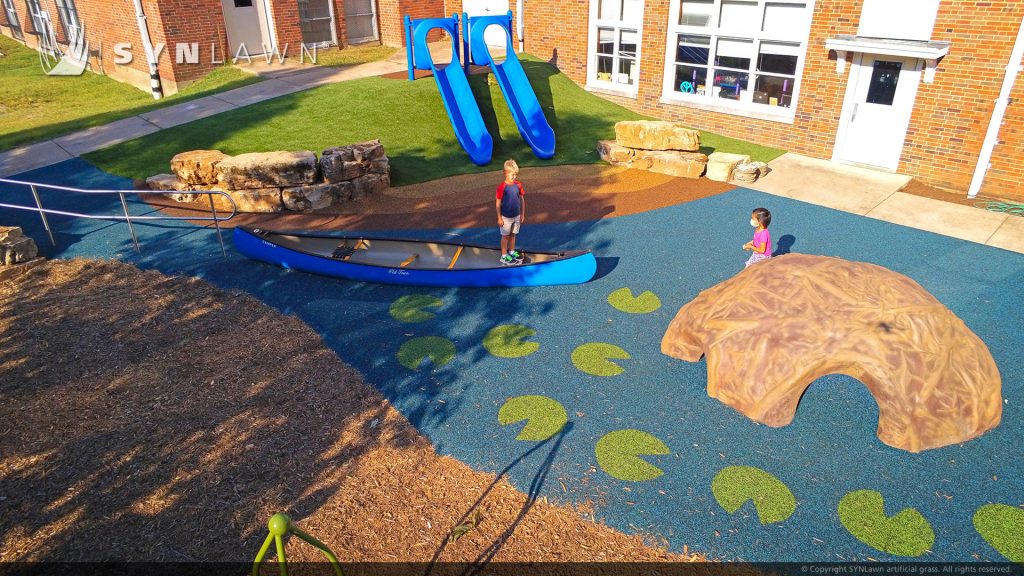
[967,13,1024,198]
[132,0,163,100]
[516,0,523,53]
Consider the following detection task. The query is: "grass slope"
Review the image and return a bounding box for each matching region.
[0,34,261,152]
[84,57,785,187]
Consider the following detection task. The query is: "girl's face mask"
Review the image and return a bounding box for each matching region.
[750,218,758,227]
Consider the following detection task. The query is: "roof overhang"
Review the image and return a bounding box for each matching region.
[825,35,951,82]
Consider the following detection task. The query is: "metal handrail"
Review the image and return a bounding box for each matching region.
[0,178,238,256]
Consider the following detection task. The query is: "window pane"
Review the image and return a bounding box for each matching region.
[713,69,748,99]
[719,0,759,33]
[597,27,614,54]
[679,0,714,26]
[676,39,710,64]
[753,74,794,106]
[762,2,807,38]
[618,57,636,85]
[674,65,708,94]
[866,60,901,105]
[619,29,637,57]
[598,0,620,20]
[757,43,798,74]
[622,0,643,22]
[597,55,614,81]
[715,37,752,69]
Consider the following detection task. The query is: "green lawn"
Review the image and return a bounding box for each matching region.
[311,44,399,67]
[0,34,261,152]
[84,55,785,187]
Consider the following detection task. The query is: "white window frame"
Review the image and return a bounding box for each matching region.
[585,0,645,98]
[660,0,816,123]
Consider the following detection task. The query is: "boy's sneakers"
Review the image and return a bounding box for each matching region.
[500,254,515,265]
[508,250,522,261]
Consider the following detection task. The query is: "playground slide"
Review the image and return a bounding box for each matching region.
[466,13,555,159]
[406,16,492,166]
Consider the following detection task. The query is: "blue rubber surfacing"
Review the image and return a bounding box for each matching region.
[3,159,1022,562]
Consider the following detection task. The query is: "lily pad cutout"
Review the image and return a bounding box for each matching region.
[389,295,444,323]
[572,342,630,376]
[397,337,456,370]
[974,503,1024,562]
[711,466,796,525]
[484,325,540,358]
[595,429,670,482]
[838,490,934,557]
[608,288,662,314]
[498,396,567,441]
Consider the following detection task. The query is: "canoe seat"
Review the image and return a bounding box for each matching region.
[399,253,419,268]
[332,245,357,259]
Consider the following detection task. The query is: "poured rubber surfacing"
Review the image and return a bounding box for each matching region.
[660,254,1002,452]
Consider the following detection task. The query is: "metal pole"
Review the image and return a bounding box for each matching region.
[404,15,414,81]
[119,192,140,252]
[30,185,56,246]
[209,193,227,257]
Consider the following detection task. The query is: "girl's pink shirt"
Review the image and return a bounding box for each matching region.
[753,228,771,254]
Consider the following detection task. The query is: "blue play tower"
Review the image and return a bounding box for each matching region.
[404,12,555,164]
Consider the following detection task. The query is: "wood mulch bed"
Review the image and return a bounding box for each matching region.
[0,259,703,563]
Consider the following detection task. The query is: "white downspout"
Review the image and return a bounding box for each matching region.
[516,0,524,53]
[967,13,1024,198]
[132,0,163,100]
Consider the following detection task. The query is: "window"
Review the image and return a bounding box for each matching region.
[663,0,814,117]
[588,0,644,93]
[54,0,81,43]
[865,60,901,105]
[24,0,44,36]
[2,0,24,40]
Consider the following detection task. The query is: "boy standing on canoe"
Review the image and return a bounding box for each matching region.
[496,159,526,265]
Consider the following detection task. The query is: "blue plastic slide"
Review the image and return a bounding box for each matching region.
[464,11,555,159]
[404,15,492,166]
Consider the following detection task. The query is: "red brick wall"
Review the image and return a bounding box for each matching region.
[379,0,445,47]
[268,0,303,51]
[519,0,1024,200]
[151,0,227,84]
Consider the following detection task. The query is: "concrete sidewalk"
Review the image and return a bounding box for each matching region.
[748,153,1024,254]
[0,53,410,178]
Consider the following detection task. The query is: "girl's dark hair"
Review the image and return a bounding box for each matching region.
[753,207,772,228]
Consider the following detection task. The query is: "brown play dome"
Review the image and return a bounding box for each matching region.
[661,254,1002,452]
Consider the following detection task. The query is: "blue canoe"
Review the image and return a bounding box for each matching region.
[233,227,597,287]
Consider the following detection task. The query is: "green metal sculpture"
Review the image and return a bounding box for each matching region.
[252,513,343,576]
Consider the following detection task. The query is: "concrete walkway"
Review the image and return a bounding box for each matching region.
[0,51,411,178]
[748,153,1024,254]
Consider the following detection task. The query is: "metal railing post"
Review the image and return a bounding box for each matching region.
[209,193,227,257]
[118,192,140,252]
[29,185,56,246]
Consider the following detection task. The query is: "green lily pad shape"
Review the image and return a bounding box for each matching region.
[484,325,540,358]
[498,396,568,441]
[608,288,662,314]
[711,466,796,525]
[389,295,444,323]
[838,490,935,557]
[572,342,630,376]
[974,503,1024,562]
[595,429,670,482]
[397,337,456,370]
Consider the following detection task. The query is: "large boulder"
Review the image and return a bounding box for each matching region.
[660,254,1003,453]
[349,173,389,200]
[615,121,701,152]
[170,150,230,186]
[146,173,200,203]
[321,140,388,183]
[212,188,283,213]
[0,226,38,265]
[706,152,751,182]
[631,150,707,179]
[321,154,365,183]
[597,140,636,164]
[282,183,338,212]
[216,151,319,190]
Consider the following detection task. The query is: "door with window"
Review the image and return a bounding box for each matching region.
[221,0,271,55]
[836,54,921,171]
[2,0,23,39]
[589,0,643,91]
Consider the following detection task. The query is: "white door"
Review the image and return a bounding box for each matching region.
[835,54,922,171]
[221,0,270,56]
[464,0,510,47]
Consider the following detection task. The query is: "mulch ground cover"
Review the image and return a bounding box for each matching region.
[0,259,702,562]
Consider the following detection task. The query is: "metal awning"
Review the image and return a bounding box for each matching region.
[825,35,951,82]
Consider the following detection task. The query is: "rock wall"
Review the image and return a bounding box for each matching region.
[146,140,391,213]
[598,121,708,179]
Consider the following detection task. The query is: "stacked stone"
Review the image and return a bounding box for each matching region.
[597,121,708,179]
[0,226,38,266]
[146,140,391,213]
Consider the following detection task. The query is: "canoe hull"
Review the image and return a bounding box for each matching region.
[233,228,598,287]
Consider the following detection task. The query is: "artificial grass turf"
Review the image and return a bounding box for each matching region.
[83,56,786,186]
[389,294,444,323]
[607,287,662,314]
[594,429,671,482]
[972,504,1024,562]
[838,490,936,558]
[711,466,796,525]
[312,44,399,67]
[498,395,568,441]
[483,325,540,358]
[571,342,630,376]
[0,35,261,152]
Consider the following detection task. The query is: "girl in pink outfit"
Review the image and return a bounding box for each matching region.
[743,207,772,267]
